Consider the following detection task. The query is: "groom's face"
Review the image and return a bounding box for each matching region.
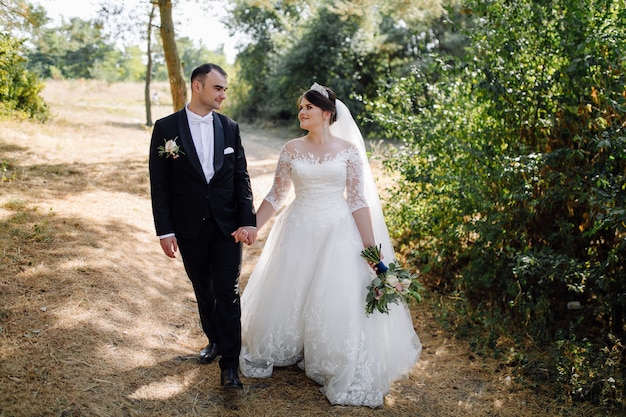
[195,70,228,112]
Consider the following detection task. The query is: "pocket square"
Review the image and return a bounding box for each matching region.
[224,147,234,155]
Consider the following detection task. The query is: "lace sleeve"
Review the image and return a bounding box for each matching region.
[264,146,292,210]
[346,146,369,212]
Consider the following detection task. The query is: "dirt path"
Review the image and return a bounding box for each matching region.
[0,80,580,417]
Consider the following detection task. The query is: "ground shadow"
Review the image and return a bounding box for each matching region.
[1,159,149,200]
[0,199,439,416]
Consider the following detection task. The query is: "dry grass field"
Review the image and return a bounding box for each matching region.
[0,80,613,416]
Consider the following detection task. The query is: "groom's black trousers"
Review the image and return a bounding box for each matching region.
[176,216,242,371]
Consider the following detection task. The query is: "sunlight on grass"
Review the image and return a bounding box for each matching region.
[2,198,28,211]
[128,369,201,400]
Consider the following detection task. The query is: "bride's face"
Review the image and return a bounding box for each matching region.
[298,97,326,130]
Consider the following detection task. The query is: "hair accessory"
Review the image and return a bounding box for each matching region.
[309,82,329,99]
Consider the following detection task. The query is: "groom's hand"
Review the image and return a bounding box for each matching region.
[160,236,178,258]
[231,227,257,245]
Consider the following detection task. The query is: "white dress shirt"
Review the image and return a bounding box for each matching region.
[186,106,215,183]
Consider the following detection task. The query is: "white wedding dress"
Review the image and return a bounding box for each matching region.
[240,136,422,407]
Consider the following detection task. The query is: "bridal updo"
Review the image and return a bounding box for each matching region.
[299,83,338,124]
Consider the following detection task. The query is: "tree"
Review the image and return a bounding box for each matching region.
[225,0,453,122]
[145,3,157,126]
[157,0,186,111]
[27,17,113,79]
[0,0,48,34]
[90,45,145,82]
[178,37,228,79]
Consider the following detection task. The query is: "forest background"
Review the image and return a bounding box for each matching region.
[1,0,625,414]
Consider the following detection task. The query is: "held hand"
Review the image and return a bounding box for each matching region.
[364,251,386,274]
[245,227,258,245]
[231,227,248,244]
[160,236,178,258]
[231,227,257,245]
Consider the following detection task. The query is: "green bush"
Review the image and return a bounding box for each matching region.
[0,33,48,120]
[370,0,625,407]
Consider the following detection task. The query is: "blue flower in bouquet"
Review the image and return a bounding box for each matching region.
[360,244,423,316]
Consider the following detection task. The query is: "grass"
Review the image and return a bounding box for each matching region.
[0,80,617,417]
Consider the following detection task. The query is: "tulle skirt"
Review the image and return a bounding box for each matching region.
[240,200,421,407]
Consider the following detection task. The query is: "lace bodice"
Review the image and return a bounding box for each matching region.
[264,145,368,212]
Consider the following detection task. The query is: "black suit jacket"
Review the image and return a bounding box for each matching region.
[149,109,256,239]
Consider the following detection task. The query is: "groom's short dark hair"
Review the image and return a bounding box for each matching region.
[191,63,228,83]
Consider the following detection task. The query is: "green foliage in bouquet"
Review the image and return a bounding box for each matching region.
[361,244,424,315]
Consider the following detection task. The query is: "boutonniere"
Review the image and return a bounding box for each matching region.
[158,137,185,159]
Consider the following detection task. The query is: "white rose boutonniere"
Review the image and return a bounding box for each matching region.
[158,137,185,159]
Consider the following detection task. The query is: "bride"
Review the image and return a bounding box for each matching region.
[235,83,421,407]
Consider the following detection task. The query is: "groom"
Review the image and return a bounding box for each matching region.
[149,63,257,389]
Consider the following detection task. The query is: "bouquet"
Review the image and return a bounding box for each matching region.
[360,244,423,315]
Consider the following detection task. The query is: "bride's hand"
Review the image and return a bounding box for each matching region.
[231,227,257,245]
[231,227,249,244]
[372,261,388,274]
[367,254,387,274]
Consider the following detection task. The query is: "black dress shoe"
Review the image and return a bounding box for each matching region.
[220,368,243,389]
[198,343,220,364]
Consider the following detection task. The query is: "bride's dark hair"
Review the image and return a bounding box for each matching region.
[299,84,338,124]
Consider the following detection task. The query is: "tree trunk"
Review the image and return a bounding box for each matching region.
[157,0,186,112]
[144,4,156,126]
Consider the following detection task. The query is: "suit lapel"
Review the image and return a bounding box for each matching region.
[213,114,225,173]
[177,110,205,181]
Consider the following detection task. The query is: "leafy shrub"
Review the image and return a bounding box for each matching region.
[369,0,625,407]
[0,33,48,120]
